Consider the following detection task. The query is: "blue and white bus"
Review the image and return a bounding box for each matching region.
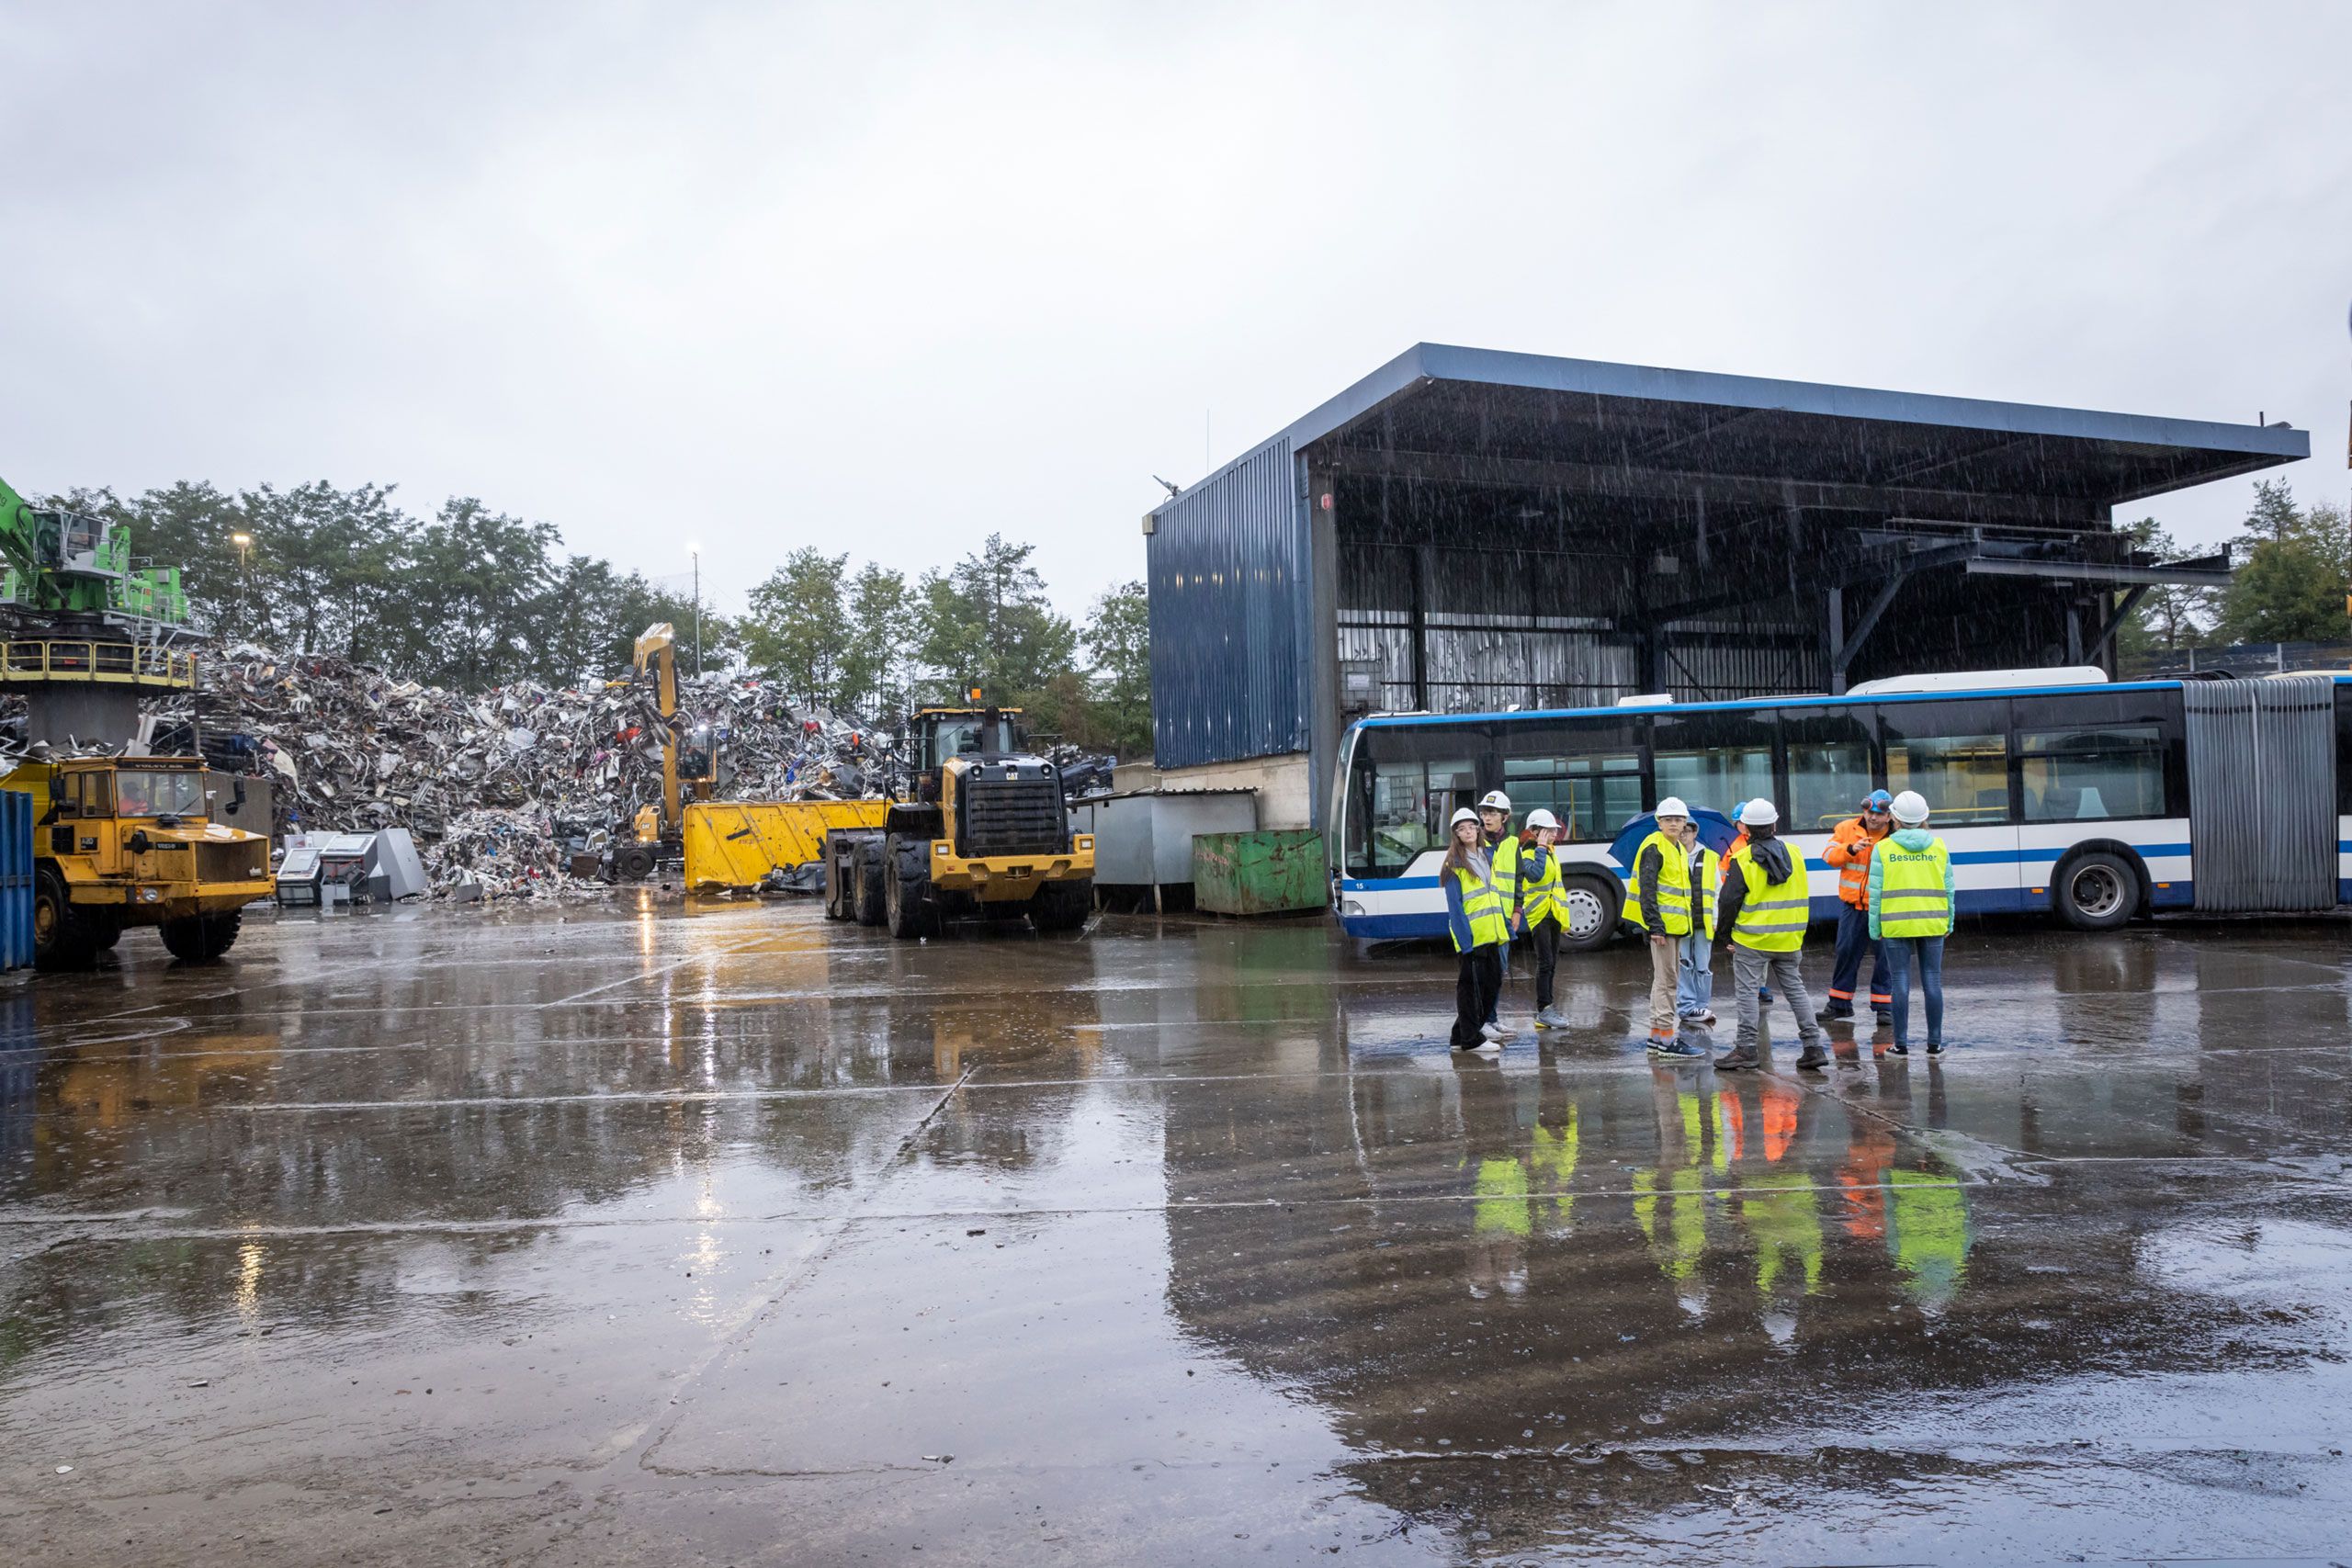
[1329,667,2351,947]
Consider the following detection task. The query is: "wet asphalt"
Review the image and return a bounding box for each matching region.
[2,897,2349,1566]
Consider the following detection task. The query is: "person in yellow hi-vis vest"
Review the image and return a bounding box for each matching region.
[1512,807,1568,1030]
[1477,790,1518,1040]
[1621,796,1709,1062]
[1442,807,1509,1052]
[1870,790,1956,1058]
[1712,799,1827,1073]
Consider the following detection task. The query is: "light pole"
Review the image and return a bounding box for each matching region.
[230,533,253,635]
[686,543,701,676]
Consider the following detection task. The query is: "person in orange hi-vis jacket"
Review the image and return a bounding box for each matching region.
[1817,788,1894,1026]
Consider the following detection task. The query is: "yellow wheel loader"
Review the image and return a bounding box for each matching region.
[823,698,1093,938]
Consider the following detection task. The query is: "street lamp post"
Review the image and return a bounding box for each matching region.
[687,545,701,676]
[230,533,253,634]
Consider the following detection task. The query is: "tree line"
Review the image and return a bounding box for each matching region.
[2119,479,2352,660]
[59,479,1153,756]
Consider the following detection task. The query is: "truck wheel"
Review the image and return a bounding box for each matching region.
[1555,875,1620,953]
[853,840,888,927]
[2054,850,2139,931]
[613,842,657,882]
[1029,878,1093,933]
[92,921,123,952]
[33,869,96,972]
[884,835,939,939]
[161,911,243,963]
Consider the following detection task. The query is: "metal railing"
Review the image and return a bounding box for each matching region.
[1,640,197,687]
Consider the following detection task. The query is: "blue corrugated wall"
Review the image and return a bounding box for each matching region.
[1147,439,1313,768]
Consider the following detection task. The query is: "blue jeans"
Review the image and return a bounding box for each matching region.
[1882,934,1946,1048]
[1676,930,1713,1017]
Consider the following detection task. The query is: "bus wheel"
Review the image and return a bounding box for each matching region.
[2055,851,2138,931]
[1556,876,1620,953]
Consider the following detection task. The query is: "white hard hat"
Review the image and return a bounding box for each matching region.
[1891,790,1930,825]
[1654,796,1690,819]
[1449,807,1481,829]
[1524,807,1559,830]
[1478,790,1511,813]
[1738,798,1780,827]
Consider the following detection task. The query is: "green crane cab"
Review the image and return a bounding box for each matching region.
[2,756,273,968]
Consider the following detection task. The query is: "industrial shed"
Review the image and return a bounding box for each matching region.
[1143,343,2308,829]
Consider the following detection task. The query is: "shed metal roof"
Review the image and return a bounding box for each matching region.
[1178,343,2306,512]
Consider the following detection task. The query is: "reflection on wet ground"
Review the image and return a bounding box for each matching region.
[2,898,2348,1564]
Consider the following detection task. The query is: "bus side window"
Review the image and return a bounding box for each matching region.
[1880,699,2014,827]
[2018,726,2165,821]
[1781,709,1876,830]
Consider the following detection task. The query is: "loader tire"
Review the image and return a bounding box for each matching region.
[1028,878,1093,934]
[884,834,940,940]
[853,839,888,927]
[33,868,97,972]
[161,910,242,963]
[613,842,657,882]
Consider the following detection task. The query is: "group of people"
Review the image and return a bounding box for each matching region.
[1440,785,1955,1067]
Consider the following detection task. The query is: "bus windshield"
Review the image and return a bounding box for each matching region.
[114,768,207,818]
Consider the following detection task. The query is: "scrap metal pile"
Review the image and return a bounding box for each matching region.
[141,647,896,898]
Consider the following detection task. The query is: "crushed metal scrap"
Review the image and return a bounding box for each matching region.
[140,647,894,899]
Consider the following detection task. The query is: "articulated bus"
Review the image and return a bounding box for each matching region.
[1329,667,2352,947]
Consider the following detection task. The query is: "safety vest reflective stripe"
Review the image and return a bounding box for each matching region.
[1490,836,1521,902]
[1731,846,1811,952]
[1877,840,1952,938]
[1453,865,1510,951]
[1620,830,1701,936]
[1518,845,1565,928]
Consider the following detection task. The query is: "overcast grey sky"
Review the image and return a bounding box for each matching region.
[3,2,2345,617]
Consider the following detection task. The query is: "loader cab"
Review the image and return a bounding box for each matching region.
[907,706,1024,776]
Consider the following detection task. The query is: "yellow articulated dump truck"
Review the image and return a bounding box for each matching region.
[679,798,889,893]
[1,755,273,969]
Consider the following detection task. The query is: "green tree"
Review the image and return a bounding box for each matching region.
[741,547,849,710]
[232,481,411,660]
[2115,517,2215,660]
[1082,579,1151,758]
[837,562,914,721]
[390,498,563,689]
[915,535,1076,706]
[2216,483,2352,645]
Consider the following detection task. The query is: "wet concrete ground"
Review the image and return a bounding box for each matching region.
[2,898,2348,1566]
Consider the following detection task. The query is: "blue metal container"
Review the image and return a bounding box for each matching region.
[0,788,29,969]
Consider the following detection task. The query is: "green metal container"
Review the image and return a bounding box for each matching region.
[1192,829,1327,917]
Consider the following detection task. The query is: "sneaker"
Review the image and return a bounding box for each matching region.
[1888,1042,1909,1057]
[1758,988,1773,1001]
[1480,1021,1506,1043]
[1651,1038,1708,1064]
[1873,1010,1893,1027]
[1815,1004,1854,1023]
[1926,1040,1945,1055]
[1471,1039,1503,1055]
[1713,1044,1761,1072]
[1696,1009,1718,1026]
[1535,1007,1569,1029]
[1793,1043,1829,1071]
